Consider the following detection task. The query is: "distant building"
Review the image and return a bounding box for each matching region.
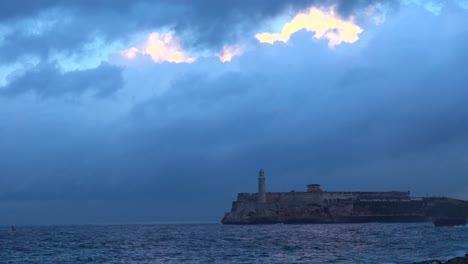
[307,184,322,192]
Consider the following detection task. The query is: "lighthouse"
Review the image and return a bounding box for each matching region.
[258,169,266,203]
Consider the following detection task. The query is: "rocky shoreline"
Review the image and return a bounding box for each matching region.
[414,254,468,264]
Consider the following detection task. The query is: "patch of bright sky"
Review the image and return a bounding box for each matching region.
[456,0,468,9]
[0,10,62,87]
[0,25,12,45]
[15,8,68,36]
[363,3,388,25]
[6,7,126,73]
[0,55,40,87]
[405,0,468,14]
[403,0,444,15]
[49,37,124,73]
[271,12,295,32]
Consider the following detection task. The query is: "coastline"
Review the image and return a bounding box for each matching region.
[414,254,468,264]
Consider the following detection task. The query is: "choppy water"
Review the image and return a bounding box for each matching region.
[1,223,467,263]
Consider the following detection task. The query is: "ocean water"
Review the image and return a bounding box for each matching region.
[1,223,467,264]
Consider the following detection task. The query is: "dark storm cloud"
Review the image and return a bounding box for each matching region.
[0,0,393,23]
[0,0,138,21]
[0,0,396,64]
[335,0,394,16]
[0,63,123,97]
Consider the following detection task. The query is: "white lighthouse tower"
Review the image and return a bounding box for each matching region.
[258,169,266,203]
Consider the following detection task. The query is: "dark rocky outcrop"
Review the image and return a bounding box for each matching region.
[414,254,468,264]
[414,260,442,264]
[222,189,468,225]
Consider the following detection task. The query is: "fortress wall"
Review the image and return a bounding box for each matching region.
[354,192,410,200]
[235,191,410,204]
[236,192,325,204]
[321,192,357,199]
[325,191,408,196]
[321,192,410,200]
[237,193,257,202]
[231,201,261,212]
[321,193,357,205]
[267,192,323,204]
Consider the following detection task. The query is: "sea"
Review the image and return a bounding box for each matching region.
[1,223,467,264]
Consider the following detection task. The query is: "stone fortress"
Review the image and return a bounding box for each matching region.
[222,169,468,224]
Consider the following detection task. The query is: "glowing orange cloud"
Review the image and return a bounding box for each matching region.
[255,7,363,47]
[117,32,195,64]
[118,47,140,59]
[216,45,243,63]
[118,32,243,64]
[144,32,196,63]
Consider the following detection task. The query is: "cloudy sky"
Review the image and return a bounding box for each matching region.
[1,0,468,224]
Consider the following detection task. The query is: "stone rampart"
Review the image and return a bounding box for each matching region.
[236,191,410,204]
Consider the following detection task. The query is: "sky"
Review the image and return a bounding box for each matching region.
[1,0,468,224]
